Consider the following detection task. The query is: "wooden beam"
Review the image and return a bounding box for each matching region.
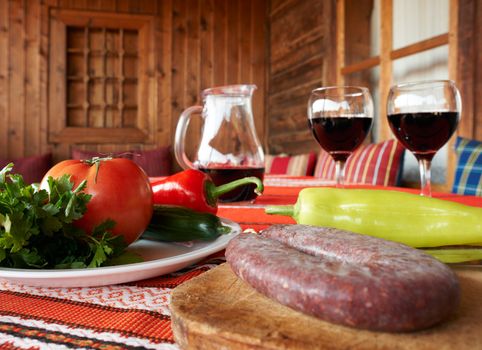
[25,0,41,156]
[341,56,380,75]
[390,33,449,60]
[323,0,338,86]
[341,34,448,76]
[455,0,476,138]
[0,0,9,158]
[9,0,25,159]
[52,9,152,29]
[378,0,393,141]
[336,0,345,86]
[157,0,172,145]
[48,11,68,156]
[252,0,267,149]
[445,0,460,193]
[39,0,50,156]
[50,127,148,144]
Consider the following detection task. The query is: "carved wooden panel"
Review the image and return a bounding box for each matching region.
[48,9,155,159]
[66,26,139,129]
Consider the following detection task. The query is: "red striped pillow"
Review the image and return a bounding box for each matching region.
[265,152,317,176]
[313,139,405,186]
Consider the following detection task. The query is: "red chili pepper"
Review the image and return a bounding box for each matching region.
[150,169,264,214]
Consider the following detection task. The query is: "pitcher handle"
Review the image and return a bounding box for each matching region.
[174,105,203,170]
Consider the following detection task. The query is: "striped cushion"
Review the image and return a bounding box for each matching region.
[313,139,405,186]
[452,137,481,196]
[265,152,317,176]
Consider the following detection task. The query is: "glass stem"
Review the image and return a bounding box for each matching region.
[418,158,432,197]
[335,160,346,188]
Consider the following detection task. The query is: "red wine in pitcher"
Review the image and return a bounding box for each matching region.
[309,116,372,162]
[199,167,265,202]
[388,111,459,161]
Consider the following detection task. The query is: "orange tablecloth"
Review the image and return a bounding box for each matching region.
[0,177,481,349]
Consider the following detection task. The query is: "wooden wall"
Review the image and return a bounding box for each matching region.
[0,0,46,160]
[169,0,267,161]
[457,0,482,140]
[0,0,267,165]
[266,0,482,157]
[1,0,480,166]
[266,0,336,154]
[343,0,373,90]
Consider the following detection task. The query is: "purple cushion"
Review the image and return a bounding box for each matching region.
[71,147,172,177]
[0,153,53,184]
[131,147,172,177]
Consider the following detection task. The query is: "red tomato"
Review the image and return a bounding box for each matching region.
[40,158,153,245]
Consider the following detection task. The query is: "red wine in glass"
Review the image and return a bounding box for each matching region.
[387,111,459,161]
[309,116,373,162]
[308,86,374,187]
[198,167,265,202]
[387,80,461,197]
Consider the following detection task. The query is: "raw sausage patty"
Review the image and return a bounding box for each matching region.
[225,224,460,332]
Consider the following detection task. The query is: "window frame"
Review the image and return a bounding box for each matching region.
[335,0,459,191]
[48,9,156,145]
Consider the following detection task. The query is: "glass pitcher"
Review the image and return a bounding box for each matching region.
[174,84,265,202]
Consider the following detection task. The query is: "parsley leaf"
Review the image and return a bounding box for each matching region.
[0,164,139,269]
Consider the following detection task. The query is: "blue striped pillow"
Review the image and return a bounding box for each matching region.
[452,137,482,196]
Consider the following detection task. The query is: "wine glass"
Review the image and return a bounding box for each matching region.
[308,86,374,187]
[387,80,461,197]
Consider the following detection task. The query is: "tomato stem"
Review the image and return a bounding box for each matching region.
[81,156,113,184]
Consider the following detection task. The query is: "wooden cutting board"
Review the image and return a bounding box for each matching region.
[170,263,482,350]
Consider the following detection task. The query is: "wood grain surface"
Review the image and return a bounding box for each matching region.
[170,263,482,350]
[0,0,266,162]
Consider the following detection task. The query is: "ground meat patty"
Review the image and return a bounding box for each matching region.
[225,224,460,332]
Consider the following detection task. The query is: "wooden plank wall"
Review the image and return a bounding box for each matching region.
[457,0,482,140]
[343,0,373,90]
[0,0,45,160]
[0,0,267,166]
[267,0,337,154]
[2,0,479,165]
[169,0,267,161]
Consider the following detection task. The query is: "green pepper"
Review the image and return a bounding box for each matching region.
[265,188,482,248]
[423,248,482,264]
[142,205,231,242]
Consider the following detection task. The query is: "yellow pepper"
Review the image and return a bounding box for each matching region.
[265,188,482,249]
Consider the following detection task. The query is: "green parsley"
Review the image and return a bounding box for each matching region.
[0,163,141,269]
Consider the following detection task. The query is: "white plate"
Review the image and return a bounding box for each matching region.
[0,218,240,288]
